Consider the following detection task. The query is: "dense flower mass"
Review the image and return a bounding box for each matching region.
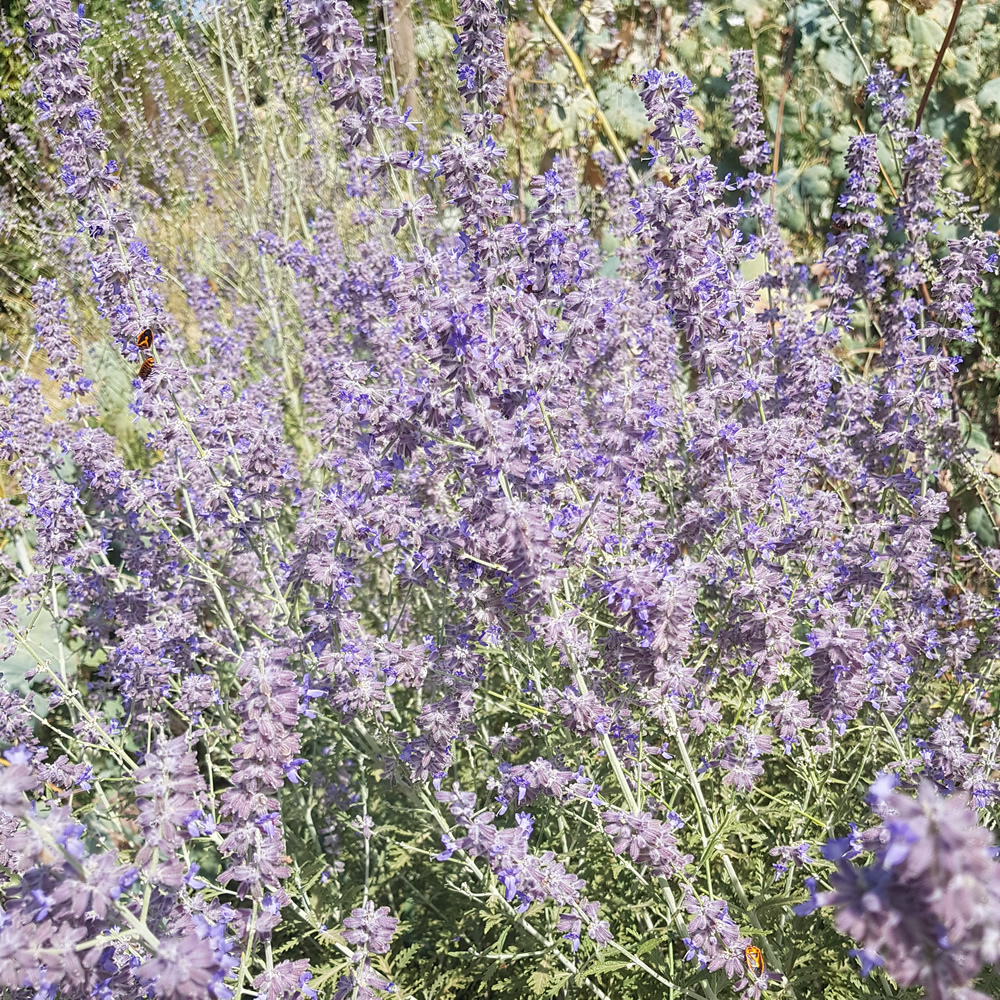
[2,0,1000,997]
[801,779,1000,998]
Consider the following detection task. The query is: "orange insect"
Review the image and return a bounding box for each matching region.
[745,945,765,977]
[136,327,153,350]
[0,756,62,794]
[138,357,154,380]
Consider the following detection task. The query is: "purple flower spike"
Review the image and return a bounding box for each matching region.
[343,902,399,955]
[809,781,1000,998]
[455,0,509,109]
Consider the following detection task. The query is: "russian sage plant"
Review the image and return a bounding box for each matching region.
[1,1,999,998]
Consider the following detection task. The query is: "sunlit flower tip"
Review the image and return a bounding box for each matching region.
[792,876,820,916]
[849,948,885,977]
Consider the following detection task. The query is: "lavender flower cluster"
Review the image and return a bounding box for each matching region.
[798,777,1000,999]
[2,1,999,997]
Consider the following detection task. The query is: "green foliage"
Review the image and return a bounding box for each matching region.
[3,0,1000,996]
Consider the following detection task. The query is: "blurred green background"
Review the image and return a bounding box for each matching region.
[2,0,999,511]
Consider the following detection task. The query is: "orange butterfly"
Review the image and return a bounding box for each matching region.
[745,945,765,977]
[136,327,153,350]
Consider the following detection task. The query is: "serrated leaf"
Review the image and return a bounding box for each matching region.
[582,959,633,976]
[528,968,551,996]
[634,937,661,956]
[393,943,421,971]
[272,937,304,958]
[480,911,506,932]
[297,861,329,893]
[755,893,806,913]
[544,970,572,997]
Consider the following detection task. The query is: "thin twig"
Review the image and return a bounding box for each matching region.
[915,0,964,130]
[823,0,870,77]
[534,0,640,186]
